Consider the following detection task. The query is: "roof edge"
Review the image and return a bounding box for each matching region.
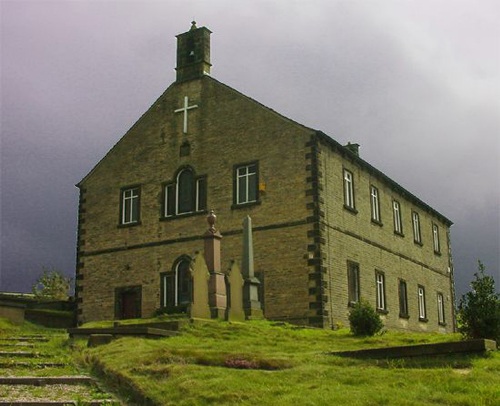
[314,131,453,227]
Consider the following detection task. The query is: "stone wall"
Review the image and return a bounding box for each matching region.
[76,75,455,332]
[77,76,315,324]
[316,135,455,332]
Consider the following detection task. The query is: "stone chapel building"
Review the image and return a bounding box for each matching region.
[76,22,456,332]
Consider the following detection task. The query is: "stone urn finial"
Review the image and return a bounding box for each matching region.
[207,210,217,233]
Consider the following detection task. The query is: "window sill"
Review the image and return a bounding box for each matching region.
[347,300,359,308]
[394,231,405,238]
[156,305,189,315]
[438,322,447,327]
[371,219,383,227]
[231,200,261,210]
[418,317,428,323]
[399,314,410,320]
[434,251,442,256]
[343,205,358,215]
[376,308,388,315]
[118,221,141,228]
[414,240,423,247]
[160,210,207,221]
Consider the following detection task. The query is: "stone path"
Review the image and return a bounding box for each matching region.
[0,334,120,405]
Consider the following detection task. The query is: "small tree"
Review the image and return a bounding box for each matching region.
[348,300,383,336]
[457,261,500,342]
[32,267,72,300]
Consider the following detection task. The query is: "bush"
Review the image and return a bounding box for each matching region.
[349,300,383,336]
[457,261,500,342]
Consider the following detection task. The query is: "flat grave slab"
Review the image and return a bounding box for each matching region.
[67,326,178,338]
[331,338,497,359]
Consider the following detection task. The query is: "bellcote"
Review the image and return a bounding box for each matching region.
[176,21,212,82]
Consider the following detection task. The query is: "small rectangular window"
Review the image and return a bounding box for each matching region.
[370,186,381,223]
[433,223,441,253]
[375,271,386,311]
[234,162,258,205]
[347,261,360,305]
[393,200,403,235]
[418,285,427,321]
[343,169,355,210]
[398,279,409,318]
[412,211,422,244]
[121,187,140,225]
[437,292,445,325]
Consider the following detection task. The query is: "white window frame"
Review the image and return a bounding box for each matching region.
[235,163,258,205]
[437,292,445,325]
[398,279,409,318]
[121,187,140,225]
[175,169,192,215]
[432,223,441,253]
[161,273,168,308]
[393,200,403,234]
[418,286,427,320]
[412,211,422,244]
[164,168,206,217]
[347,262,360,305]
[343,169,355,210]
[375,271,386,311]
[195,179,202,212]
[370,186,381,223]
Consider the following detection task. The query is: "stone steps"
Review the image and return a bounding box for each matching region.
[0,337,50,343]
[0,376,94,385]
[0,362,66,368]
[0,333,120,405]
[0,351,41,358]
[0,402,117,405]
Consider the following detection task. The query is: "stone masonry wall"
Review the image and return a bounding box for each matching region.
[317,136,455,332]
[76,75,455,331]
[77,76,315,324]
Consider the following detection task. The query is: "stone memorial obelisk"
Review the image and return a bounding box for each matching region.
[204,210,227,319]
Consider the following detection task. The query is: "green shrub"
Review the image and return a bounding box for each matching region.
[348,300,383,336]
[457,261,500,342]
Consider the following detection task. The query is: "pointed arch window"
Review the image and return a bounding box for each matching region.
[160,256,192,311]
[164,167,207,218]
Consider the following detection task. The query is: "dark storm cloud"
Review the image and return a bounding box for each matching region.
[1,0,499,295]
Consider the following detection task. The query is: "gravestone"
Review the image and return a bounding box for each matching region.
[226,261,245,322]
[241,216,263,319]
[189,252,211,319]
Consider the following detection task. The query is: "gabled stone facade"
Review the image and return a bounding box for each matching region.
[76,23,455,332]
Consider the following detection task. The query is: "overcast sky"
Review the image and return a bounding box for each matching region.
[1,0,499,298]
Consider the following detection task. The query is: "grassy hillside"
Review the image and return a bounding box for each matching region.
[76,319,500,405]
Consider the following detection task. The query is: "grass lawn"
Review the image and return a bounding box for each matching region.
[76,319,500,405]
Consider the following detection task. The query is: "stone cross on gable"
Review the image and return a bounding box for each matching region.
[174,96,198,134]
